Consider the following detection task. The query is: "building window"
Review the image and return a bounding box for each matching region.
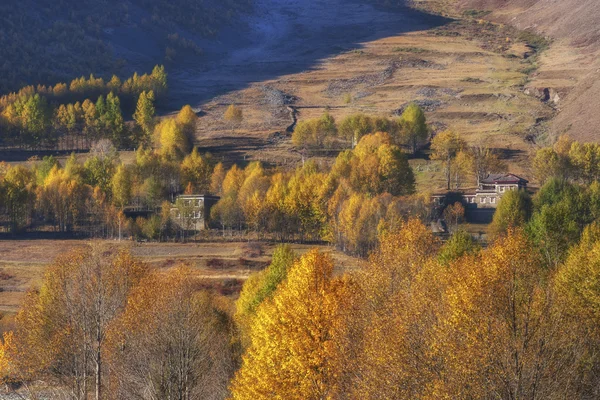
[491,197,496,204]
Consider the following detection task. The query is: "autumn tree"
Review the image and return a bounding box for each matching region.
[292,111,337,149]
[155,118,190,160]
[230,250,347,400]
[176,104,198,146]
[443,201,465,230]
[2,246,148,400]
[568,140,600,183]
[532,135,574,184]
[106,268,235,399]
[210,162,226,196]
[338,113,399,148]
[210,164,246,234]
[351,219,442,398]
[0,165,35,232]
[235,244,297,347]
[552,239,600,397]
[332,132,415,196]
[469,143,506,185]
[181,148,213,193]
[238,163,271,237]
[224,104,243,126]
[37,165,88,232]
[174,197,197,242]
[337,193,388,256]
[433,230,569,399]
[430,130,466,190]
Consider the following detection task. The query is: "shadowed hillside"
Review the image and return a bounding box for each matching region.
[0,0,251,93]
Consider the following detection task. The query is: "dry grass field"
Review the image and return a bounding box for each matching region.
[191,18,552,191]
[0,239,363,315]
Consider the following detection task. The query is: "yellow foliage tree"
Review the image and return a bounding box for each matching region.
[37,165,88,232]
[431,229,565,399]
[230,250,347,400]
[430,130,466,190]
[224,104,243,125]
[155,118,190,160]
[180,147,212,193]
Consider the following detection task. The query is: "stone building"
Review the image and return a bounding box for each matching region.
[432,174,529,224]
[433,174,529,209]
[172,194,220,230]
[465,173,529,209]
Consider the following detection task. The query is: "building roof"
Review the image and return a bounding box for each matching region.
[176,194,221,200]
[480,173,528,185]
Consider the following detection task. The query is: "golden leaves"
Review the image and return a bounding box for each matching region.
[230,250,344,400]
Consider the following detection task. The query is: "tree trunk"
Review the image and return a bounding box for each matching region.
[95,322,102,400]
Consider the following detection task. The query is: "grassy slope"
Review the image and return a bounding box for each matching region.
[425,0,600,144]
[192,16,550,191]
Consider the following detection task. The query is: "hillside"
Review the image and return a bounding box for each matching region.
[449,0,600,143]
[0,0,251,93]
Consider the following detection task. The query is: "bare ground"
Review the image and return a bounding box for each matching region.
[0,239,363,314]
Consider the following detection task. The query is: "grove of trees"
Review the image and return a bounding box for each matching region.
[0,245,237,399]
[0,66,167,150]
[292,103,429,151]
[228,219,600,399]
[0,103,198,239]
[3,213,600,398]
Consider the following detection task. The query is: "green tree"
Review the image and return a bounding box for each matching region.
[438,230,480,265]
[235,245,297,345]
[490,189,532,237]
[399,102,427,154]
[133,91,156,142]
[102,92,125,146]
[292,111,337,149]
[528,179,585,266]
[111,164,132,209]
